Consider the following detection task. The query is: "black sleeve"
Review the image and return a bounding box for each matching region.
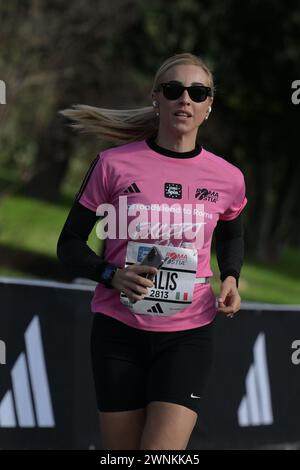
[214,212,244,288]
[56,200,118,283]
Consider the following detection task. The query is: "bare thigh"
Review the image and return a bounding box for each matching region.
[99,407,147,450]
[140,401,198,450]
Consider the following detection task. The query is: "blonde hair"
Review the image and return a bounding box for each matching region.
[59,53,214,145]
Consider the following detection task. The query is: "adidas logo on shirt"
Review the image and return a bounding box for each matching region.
[238,333,274,427]
[123,183,141,194]
[147,303,163,314]
[0,316,55,428]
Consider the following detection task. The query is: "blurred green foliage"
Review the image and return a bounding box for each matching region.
[0,0,299,288]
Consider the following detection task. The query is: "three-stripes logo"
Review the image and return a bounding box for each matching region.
[238,333,274,427]
[0,316,55,428]
[147,303,163,315]
[123,183,141,194]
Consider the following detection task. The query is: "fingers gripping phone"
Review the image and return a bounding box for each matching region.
[139,246,165,280]
[131,246,165,303]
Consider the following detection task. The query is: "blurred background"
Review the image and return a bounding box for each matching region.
[1,0,300,303]
[1,0,299,303]
[0,0,300,451]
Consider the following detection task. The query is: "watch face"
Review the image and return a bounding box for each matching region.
[102,266,115,281]
[103,267,112,279]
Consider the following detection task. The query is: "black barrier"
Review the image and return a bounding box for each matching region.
[0,277,300,450]
[190,305,300,449]
[0,278,100,450]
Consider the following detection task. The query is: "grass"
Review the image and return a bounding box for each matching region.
[0,266,40,280]
[210,252,300,304]
[0,195,299,304]
[0,194,101,256]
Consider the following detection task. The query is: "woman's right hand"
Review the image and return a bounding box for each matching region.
[111,264,158,302]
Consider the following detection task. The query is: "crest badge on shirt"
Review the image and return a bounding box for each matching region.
[164,182,182,199]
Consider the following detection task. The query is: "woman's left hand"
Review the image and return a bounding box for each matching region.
[217,276,241,318]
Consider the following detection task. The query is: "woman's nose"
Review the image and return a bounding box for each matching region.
[180,89,190,103]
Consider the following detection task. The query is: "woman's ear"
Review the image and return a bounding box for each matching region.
[205,104,212,120]
[152,94,158,105]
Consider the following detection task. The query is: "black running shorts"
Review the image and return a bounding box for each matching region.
[90,313,216,415]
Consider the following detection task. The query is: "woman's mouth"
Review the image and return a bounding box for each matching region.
[173,110,192,119]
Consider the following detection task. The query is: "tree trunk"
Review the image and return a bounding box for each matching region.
[20,112,73,203]
[255,159,276,261]
[272,159,300,252]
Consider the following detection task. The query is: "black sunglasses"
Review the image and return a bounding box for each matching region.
[155,82,212,103]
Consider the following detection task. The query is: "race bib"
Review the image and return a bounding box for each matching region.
[120,241,198,316]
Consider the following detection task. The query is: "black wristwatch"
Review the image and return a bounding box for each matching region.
[99,264,118,289]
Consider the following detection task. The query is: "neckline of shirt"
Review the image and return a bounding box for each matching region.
[145,134,203,159]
